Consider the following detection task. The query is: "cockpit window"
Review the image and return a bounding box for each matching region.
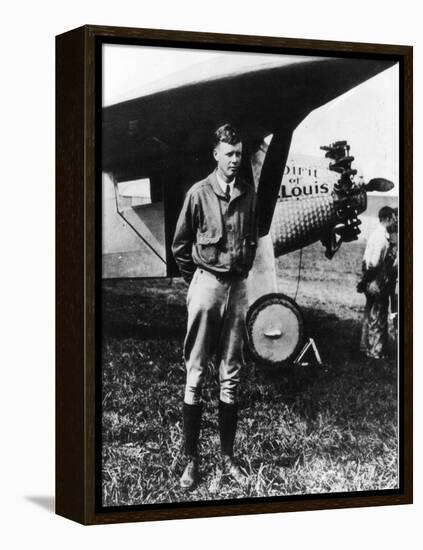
[118,178,151,206]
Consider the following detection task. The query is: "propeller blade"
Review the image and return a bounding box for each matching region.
[364,178,395,192]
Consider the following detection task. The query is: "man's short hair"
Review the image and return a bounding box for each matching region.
[378,206,394,221]
[213,123,241,149]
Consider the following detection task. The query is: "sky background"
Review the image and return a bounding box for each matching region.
[103,44,399,195]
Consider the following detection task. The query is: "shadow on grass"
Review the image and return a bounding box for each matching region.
[251,305,397,383]
[102,288,187,339]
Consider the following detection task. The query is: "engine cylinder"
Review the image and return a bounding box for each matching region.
[270,190,367,256]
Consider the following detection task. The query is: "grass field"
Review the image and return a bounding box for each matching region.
[101,240,398,506]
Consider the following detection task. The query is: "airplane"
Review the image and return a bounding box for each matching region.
[101,53,397,366]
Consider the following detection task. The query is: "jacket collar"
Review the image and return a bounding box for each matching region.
[207,170,246,201]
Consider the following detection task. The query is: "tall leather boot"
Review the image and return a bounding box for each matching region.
[180,403,202,489]
[218,400,246,484]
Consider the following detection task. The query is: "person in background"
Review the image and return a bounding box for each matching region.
[357,206,397,359]
[387,209,398,333]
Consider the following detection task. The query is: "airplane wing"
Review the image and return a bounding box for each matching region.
[102,54,396,277]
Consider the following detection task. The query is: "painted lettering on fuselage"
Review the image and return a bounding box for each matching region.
[278,159,337,200]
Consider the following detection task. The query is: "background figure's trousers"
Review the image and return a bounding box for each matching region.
[183,269,248,405]
[360,292,389,359]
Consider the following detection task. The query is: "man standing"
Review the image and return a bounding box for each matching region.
[357,206,396,359]
[172,123,258,489]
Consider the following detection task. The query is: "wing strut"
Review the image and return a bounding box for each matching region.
[257,132,293,237]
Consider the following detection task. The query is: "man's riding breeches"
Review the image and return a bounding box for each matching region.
[183,268,248,405]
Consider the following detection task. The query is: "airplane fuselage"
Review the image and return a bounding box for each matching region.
[102,152,366,278]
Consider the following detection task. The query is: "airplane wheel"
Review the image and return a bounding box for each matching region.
[246,293,304,367]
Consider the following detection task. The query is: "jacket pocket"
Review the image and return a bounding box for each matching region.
[196,233,221,265]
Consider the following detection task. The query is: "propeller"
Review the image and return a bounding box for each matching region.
[364,178,395,193]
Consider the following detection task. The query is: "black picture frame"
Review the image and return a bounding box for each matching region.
[56,24,413,525]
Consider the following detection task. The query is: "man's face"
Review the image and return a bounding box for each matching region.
[382,215,395,229]
[213,141,242,182]
[388,215,398,233]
